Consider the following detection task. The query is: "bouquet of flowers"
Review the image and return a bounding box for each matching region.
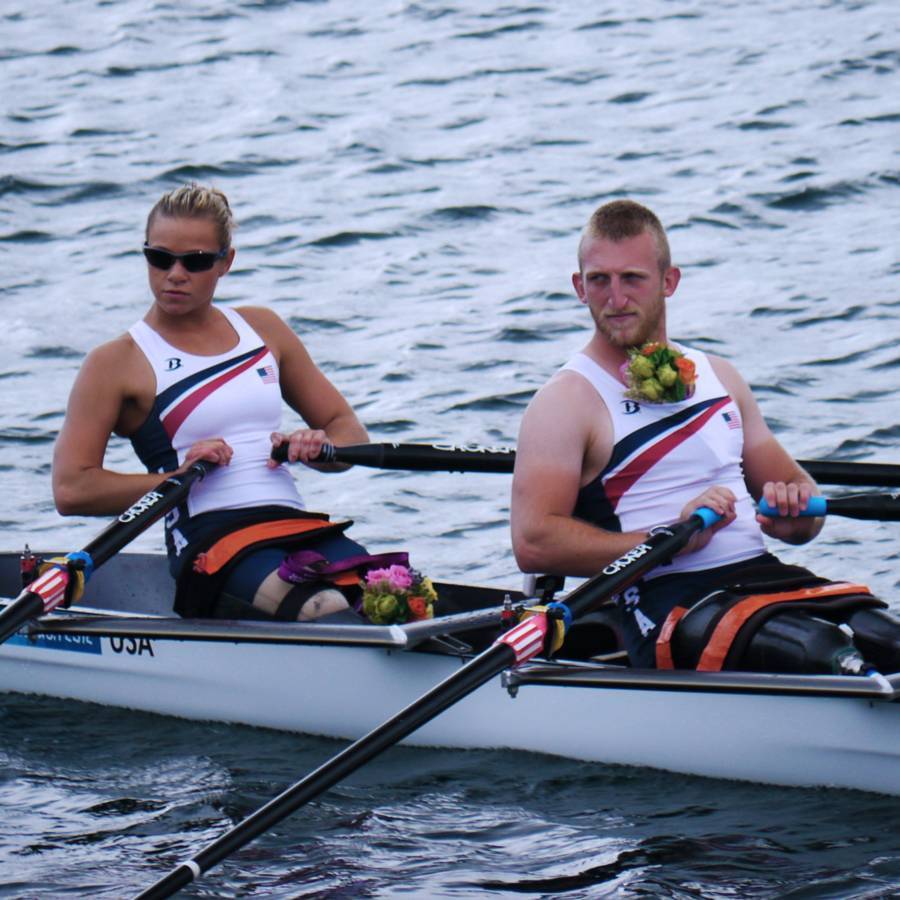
[360,564,438,625]
[620,341,697,403]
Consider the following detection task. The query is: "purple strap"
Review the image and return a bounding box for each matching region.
[278,549,410,584]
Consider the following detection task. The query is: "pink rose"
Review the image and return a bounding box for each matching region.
[365,567,391,586]
[385,564,413,591]
[365,565,413,592]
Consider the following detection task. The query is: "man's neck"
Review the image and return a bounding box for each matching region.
[582,328,670,381]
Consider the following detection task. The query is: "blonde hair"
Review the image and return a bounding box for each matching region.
[146,184,235,249]
[578,199,671,272]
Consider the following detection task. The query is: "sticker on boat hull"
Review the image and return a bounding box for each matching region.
[7,632,102,655]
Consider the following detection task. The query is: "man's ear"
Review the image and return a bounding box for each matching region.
[573,271,586,303]
[663,265,681,297]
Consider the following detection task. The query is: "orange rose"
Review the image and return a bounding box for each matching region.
[674,356,696,383]
[641,342,663,356]
[407,596,429,620]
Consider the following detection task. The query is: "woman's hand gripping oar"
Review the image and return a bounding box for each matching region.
[0,461,214,644]
[134,507,721,900]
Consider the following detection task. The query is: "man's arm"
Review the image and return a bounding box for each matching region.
[510,373,656,577]
[712,356,823,545]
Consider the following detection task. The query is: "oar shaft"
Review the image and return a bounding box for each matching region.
[135,509,715,899]
[135,642,516,900]
[799,460,900,488]
[565,510,716,620]
[272,441,516,473]
[0,594,45,646]
[81,461,214,567]
[0,461,212,644]
[274,442,899,486]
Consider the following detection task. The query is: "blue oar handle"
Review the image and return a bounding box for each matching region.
[757,496,827,518]
[691,506,722,529]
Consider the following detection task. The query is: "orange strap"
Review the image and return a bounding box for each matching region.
[655,605,688,669]
[696,582,871,672]
[328,570,364,587]
[193,518,342,575]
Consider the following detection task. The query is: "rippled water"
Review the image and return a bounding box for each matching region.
[1,0,899,896]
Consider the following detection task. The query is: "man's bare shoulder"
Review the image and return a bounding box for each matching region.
[707,353,752,397]
[526,366,606,416]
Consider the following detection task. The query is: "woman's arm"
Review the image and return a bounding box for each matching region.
[238,307,368,468]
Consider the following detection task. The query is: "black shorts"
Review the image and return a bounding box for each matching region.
[616,553,820,667]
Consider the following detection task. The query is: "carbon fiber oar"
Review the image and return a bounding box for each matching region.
[0,461,213,644]
[272,441,900,487]
[272,440,516,472]
[135,507,719,900]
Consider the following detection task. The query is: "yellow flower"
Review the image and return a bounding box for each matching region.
[657,364,678,387]
[630,355,655,379]
[640,378,662,401]
[420,576,438,603]
[376,594,400,620]
[623,342,698,403]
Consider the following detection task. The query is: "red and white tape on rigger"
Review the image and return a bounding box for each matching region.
[28,566,69,613]
[497,614,549,665]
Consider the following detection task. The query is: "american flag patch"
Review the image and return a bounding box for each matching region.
[257,365,278,384]
[722,410,741,430]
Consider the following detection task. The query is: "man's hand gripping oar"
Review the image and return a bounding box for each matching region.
[0,461,214,644]
[135,506,721,900]
[758,493,900,522]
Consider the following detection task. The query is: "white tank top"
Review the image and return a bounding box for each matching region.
[562,347,765,578]
[128,306,304,520]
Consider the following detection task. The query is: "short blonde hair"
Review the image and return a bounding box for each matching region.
[146,184,235,249]
[578,199,671,272]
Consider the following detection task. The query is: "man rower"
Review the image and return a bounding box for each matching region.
[510,199,833,668]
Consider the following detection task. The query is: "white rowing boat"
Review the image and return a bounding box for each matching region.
[2,550,900,797]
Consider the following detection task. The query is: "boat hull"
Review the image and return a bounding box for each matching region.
[2,629,899,796]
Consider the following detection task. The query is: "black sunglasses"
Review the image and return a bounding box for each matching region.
[142,243,228,273]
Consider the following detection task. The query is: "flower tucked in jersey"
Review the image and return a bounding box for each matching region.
[360,565,438,625]
[620,342,697,403]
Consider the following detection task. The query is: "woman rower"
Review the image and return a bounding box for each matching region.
[52,184,372,621]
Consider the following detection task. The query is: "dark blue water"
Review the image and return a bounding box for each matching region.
[1,0,899,896]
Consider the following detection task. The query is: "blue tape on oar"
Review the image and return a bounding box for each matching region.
[758,497,827,518]
[545,600,573,630]
[66,550,95,580]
